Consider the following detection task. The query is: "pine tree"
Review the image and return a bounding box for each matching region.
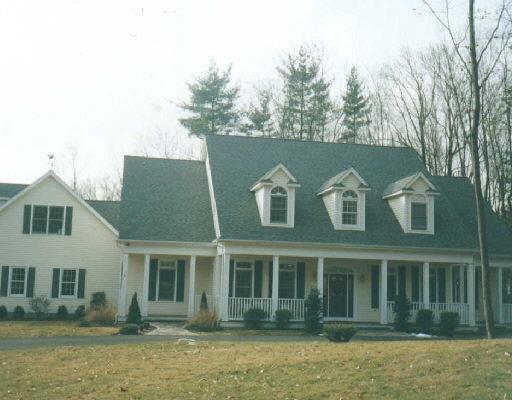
[243,89,274,136]
[179,60,240,136]
[341,66,371,143]
[127,293,142,325]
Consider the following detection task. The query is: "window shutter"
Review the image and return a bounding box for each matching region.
[148,259,158,301]
[398,267,406,297]
[475,268,481,310]
[229,259,234,297]
[296,262,305,299]
[254,261,263,298]
[26,267,36,298]
[411,266,420,302]
[77,269,86,299]
[22,205,32,234]
[0,266,9,297]
[268,261,273,297]
[64,207,73,235]
[438,268,446,303]
[371,265,379,308]
[176,259,185,302]
[51,268,60,298]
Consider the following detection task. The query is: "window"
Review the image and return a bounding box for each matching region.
[10,267,26,296]
[429,267,446,303]
[387,267,398,301]
[270,186,287,224]
[279,263,296,299]
[411,196,427,230]
[31,205,65,234]
[452,265,468,303]
[234,261,253,298]
[502,269,512,304]
[157,261,176,301]
[60,269,77,297]
[341,190,358,225]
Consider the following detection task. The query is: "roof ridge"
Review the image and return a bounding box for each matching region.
[86,200,120,203]
[124,155,203,163]
[0,182,29,186]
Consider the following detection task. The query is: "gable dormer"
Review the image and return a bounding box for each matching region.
[383,172,439,235]
[250,164,299,228]
[317,167,370,231]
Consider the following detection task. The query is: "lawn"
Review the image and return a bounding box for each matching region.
[0,339,511,399]
[0,321,117,339]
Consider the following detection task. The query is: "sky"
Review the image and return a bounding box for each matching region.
[0,0,465,185]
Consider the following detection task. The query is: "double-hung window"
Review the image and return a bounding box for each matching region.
[10,267,27,296]
[31,205,65,234]
[270,186,288,224]
[157,261,177,301]
[341,190,358,226]
[279,263,296,299]
[233,261,253,298]
[60,269,78,297]
[411,195,427,230]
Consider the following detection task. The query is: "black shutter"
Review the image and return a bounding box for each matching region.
[268,261,273,297]
[296,262,305,299]
[77,269,86,299]
[229,259,234,297]
[22,205,32,234]
[26,267,36,298]
[254,261,263,298]
[176,259,185,302]
[0,266,9,297]
[438,268,446,303]
[51,268,60,298]
[148,259,158,301]
[398,267,406,297]
[475,268,481,310]
[64,207,73,236]
[371,265,379,308]
[411,266,420,302]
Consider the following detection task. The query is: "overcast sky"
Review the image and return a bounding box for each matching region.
[0,0,464,184]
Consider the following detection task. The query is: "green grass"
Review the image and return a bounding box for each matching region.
[0,321,117,338]
[0,339,511,399]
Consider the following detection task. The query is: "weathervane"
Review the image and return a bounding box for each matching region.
[47,154,55,169]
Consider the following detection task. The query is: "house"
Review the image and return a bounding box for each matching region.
[0,172,120,314]
[117,135,512,326]
[1,135,512,327]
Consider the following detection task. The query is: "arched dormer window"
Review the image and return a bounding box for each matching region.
[411,194,427,230]
[270,186,288,224]
[341,190,358,226]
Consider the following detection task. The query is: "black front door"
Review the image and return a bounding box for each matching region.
[324,273,354,318]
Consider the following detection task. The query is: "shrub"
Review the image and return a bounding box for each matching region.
[0,305,7,320]
[185,310,220,332]
[199,292,208,312]
[243,308,266,329]
[56,305,68,320]
[85,304,116,326]
[275,309,292,329]
[119,324,139,335]
[126,293,142,325]
[416,309,434,333]
[440,311,459,337]
[29,296,50,319]
[90,292,107,310]
[324,324,358,342]
[393,294,412,332]
[74,305,86,320]
[78,319,91,327]
[304,288,323,334]
[13,305,25,320]
[141,321,151,330]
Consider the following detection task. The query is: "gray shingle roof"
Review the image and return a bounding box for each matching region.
[118,155,215,242]
[205,135,512,254]
[86,200,120,230]
[0,183,28,198]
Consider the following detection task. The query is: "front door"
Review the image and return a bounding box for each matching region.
[324,272,354,318]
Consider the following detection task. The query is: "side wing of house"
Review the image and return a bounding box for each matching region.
[0,173,120,314]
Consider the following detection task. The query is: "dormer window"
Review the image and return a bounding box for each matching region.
[341,190,358,226]
[411,195,427,230]
[270,186,288,224]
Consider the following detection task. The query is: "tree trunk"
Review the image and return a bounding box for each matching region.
[468,0,495,339]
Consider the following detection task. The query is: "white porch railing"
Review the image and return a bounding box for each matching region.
[278,298,305,321]
[387,301,470,325]
[228,297,273,321]
[503,304,512,323]
[193,294,219,314]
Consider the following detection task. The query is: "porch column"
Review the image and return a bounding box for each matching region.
[272,255,279,318]
[118,253,129,320]
[498,267,504,324]
[187,256,197,317]
[467,264,476,327]
[422,262,430,308]
[379,260,388,324]
[219,253,230,321]
[317,258,324,298]
[141,254,150,318]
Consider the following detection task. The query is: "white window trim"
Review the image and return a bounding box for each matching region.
[278,262,297,299]
[59,268,79,298]
[29,205,67,236]
[156,260,178,302]
[232,260,255,298]
[269,185,289,226]
[406,194,434,235]
[340,190,359,228]
[335,189,365,231]
[8,266,28,298]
